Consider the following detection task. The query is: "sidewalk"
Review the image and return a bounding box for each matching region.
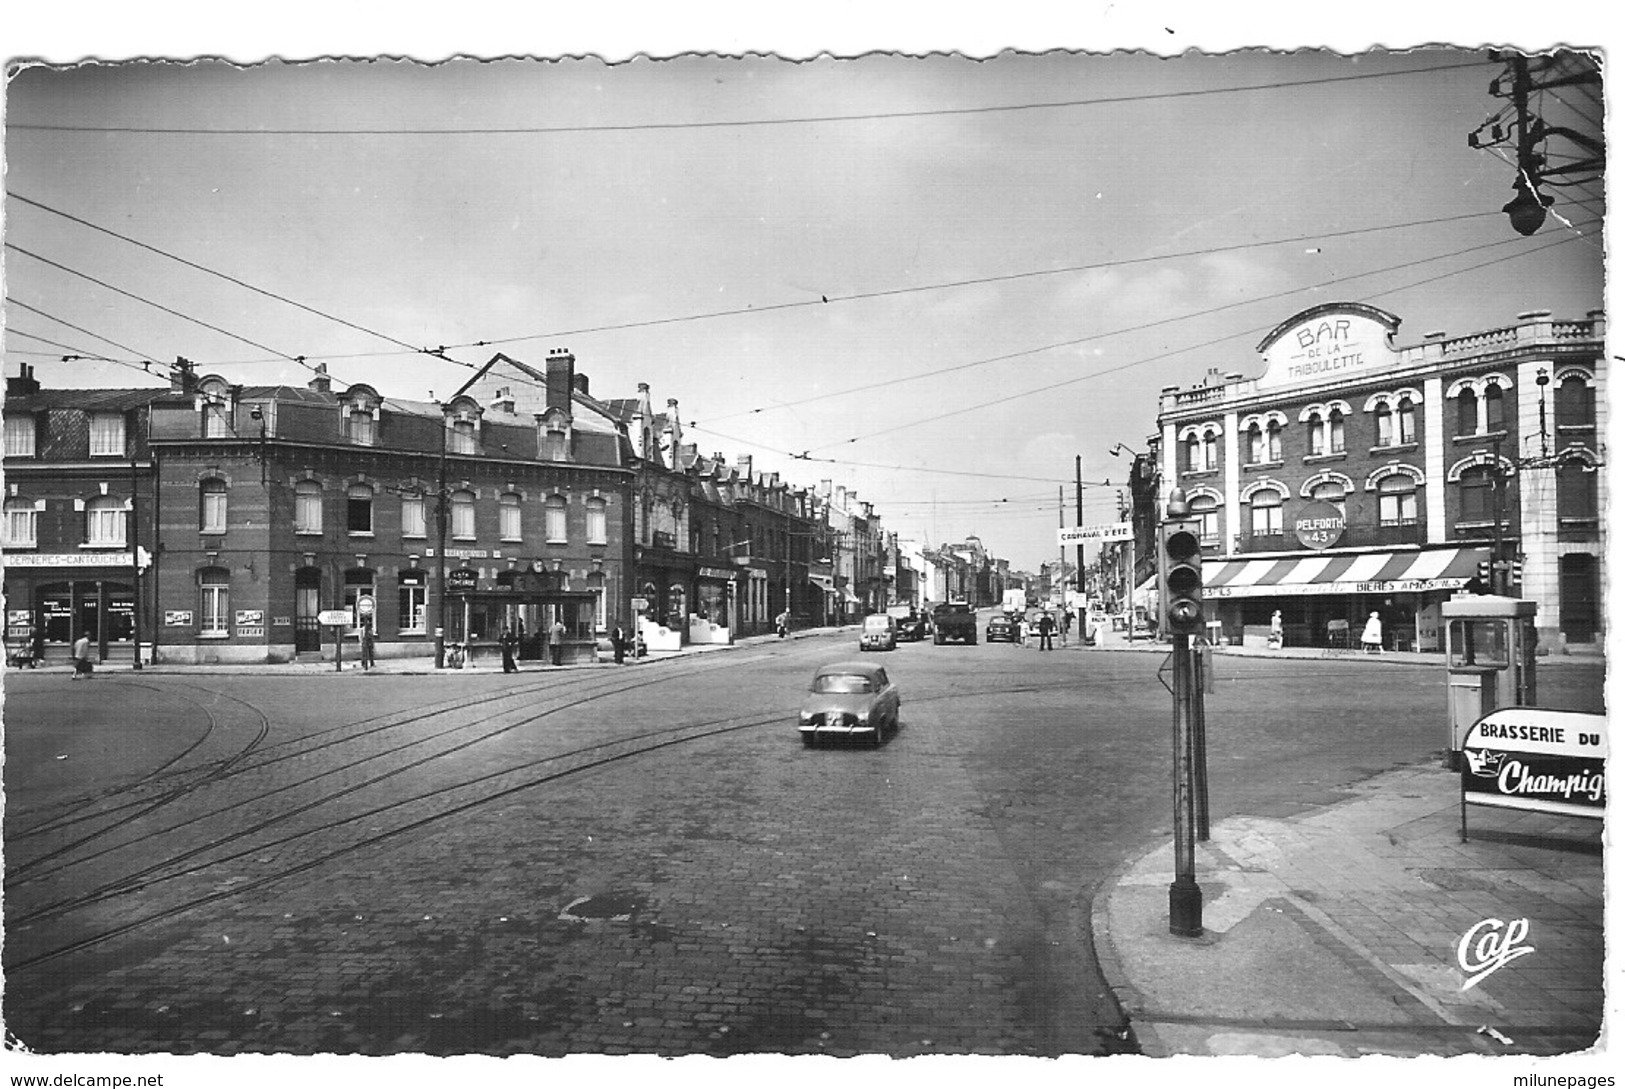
[1092,761,1605,1057]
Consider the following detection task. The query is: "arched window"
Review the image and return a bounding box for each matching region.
[1328,407,1345,453]
[586,496,608,545]
[1373,403,1393,447]
[1310,480,1347,515]
[347,484,374,534]
[295,480,323,533]
[450,489,476,539]
[1307,413,1326,456]
[1248,489,1283,536]
[1457,388,1480,435]
[200,478,228,533]
[1457,466,1497,522]
[499,492,523,541]
[1378,475,1418,525]
[1184,433,1202,472]
[1201,432,1218,471]
[203,398,231,439]
[1189,494,1219,542]
[85,496,126,546]
[1395,396,1416,444]
[4,498,38,547]
[1484,384,1506,432]
[1555,375,1595,429]
[1557,460,1598,521]
[450,419,477,454]
[1247,423,1265,464]
[545,495,568,543]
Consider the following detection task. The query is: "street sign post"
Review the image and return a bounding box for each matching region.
[318,609,352,671]
[1058,522,1133,545]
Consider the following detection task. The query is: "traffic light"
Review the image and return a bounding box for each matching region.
[1477,560,1491,582]
[1158,519,1205,637]
[1510,560,1524,585]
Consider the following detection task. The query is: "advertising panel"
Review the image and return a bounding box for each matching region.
[1461,708,1605,821]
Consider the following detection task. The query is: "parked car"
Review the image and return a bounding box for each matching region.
[798,661,901,747]
[985,613,1020,643]
[859,613,898,651]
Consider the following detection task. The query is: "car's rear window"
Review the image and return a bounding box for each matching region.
[814,674,874,694]
[864,617,891,631]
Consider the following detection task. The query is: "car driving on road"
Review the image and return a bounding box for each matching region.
[986,613,1020,643]
[859,613,898,651]
[798,661,900,746]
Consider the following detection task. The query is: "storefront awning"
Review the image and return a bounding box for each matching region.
[809,574,836,592]
[842,590,863,606]
[1205,547,1489,599]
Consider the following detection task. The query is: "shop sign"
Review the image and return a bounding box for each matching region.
[698,566,738,580]
[1059,522,1133,545]
[236,627,266,639]
[272,616,292,627]
[1256,306,1400,390]
[1,550,149,569]
[8,610,31,625]
[317,609,354,626]
[1293,501,1346,549]
[1461,708,1605,820]
[235,609,265,626]
[165,610,194,626]
[446,568,479,591]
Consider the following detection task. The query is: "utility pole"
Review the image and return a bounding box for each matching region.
[434,409,449,669]
[1074,456,1084,607]
[128,443,143,670]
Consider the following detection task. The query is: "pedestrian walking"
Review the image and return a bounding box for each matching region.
[1059,608,1073,646]
[1269,610,1284,650]
[499,626,519,673]
[70,632,93,679]
[776,610,790,639]
[1361,611,1384,654]
[550,617,567,666]
[1037,610,1056,651]
[612,622,627,665]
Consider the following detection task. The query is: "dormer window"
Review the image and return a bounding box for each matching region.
[89,412,127,457]
[341,385,381,445]
[3,415,36,457]
[203,397,232,438]
[347,406,375,445]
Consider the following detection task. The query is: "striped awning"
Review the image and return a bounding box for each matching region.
[1205,547,1489,599]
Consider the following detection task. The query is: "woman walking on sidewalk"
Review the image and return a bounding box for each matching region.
[70,633,94,679]
[1361,611,1384,654]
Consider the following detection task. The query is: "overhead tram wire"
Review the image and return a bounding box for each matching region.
[795,227,1597,456]
[7,58,1491,136]
[5,298,168,372]
[8,191,1518,388]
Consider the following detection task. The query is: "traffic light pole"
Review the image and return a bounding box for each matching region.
[1169,630,1203,937]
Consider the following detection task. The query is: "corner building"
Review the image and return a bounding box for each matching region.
[1155,304,1605,653]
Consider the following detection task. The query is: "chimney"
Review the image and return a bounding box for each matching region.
[7,363,40,397]
[572,373,590,397]
[736,454,753,478]
[546,348,576,413]
[170,356,198,395]
[308,361,331,394]
[665,399,683,447]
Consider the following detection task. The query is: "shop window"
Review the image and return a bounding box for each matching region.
[398,572,427,633]
[401,494,427,538]
[199,568,230,636]
[89,412,126,457]
[85,496,127,546]
[1484,385,1506,432]
[4,499,38,547]
[1555,375,1595,429]
[1248,490,1283,536]
[1378,475,1418,525]
[201,478,228,533]
[295,481,323,534]
[499,492,523,541]
[545,495,568,543]
[586,497,607,545]
[347,484,374,534]
[4,414,36,457]
[1457,466,1497,522]
[1557,460,1598,521]
[450,489,476,539]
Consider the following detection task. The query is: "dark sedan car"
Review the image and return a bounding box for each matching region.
[798,661,901,747]
[985,613,1021,643]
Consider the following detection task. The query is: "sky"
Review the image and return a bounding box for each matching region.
[1,12,1610,579]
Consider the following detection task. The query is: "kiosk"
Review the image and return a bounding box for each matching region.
[1442,595,1537,769]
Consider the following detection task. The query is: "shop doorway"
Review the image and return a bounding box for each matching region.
[1559,553,1599,644]
[295,567,323,652]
